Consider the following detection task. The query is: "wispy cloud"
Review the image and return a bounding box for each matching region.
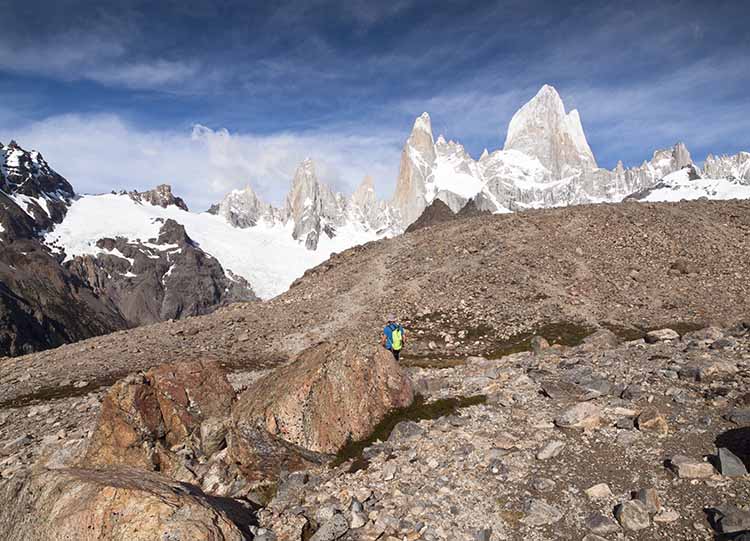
[0,113,403,211]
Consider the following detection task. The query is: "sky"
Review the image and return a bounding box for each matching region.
[0,0,748,210]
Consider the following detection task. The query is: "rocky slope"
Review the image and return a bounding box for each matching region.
[258,324,750,540]
[0,142,257,356]
[2,199,750,406]
[1,200,750,539]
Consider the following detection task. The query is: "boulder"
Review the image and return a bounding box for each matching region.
[85,360,235,472]
[584,513,620,534]
[709,505,750,534]
[554,402,602,430]
[718,447,748,477]
[0,467,248,541]
[645,328,680,343]
[585,483,613,500]
[634,488,661,514]
[581,329,620,350]
[232,341,413,454]
[536,440,565,460]
[670,455,715,479]
[614,500,650,531]
[636,409,669,434]
[521,499,562,526]
[530,336,550,355]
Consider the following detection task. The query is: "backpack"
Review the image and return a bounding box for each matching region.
[390,324,403,351]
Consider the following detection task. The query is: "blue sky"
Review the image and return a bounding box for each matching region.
[1,0,749,209]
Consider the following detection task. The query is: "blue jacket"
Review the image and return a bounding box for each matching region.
[383,323,404,350]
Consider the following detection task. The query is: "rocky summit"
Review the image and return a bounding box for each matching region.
[0,198,749,540]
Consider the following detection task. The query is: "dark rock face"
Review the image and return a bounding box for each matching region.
[66,219,257,326]
[457,198,491,218]
[0,141,74,231]
[0,141,258,357]
[0,240,127,356]
[405,198,456,233]
[0,142,125,356]
[406,198,489,234]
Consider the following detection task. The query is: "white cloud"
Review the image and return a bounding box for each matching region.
[0,113,403,211]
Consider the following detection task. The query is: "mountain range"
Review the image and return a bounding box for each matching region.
[1,83,749,356]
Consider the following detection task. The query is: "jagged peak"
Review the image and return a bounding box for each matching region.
[536,83,562,99]
[357,175,375,191]
[130,184,189,212]
[413,112,432,135]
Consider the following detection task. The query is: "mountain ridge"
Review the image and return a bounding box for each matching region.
[2,83,749,355]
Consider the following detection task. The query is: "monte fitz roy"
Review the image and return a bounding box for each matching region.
[1,84,748,357]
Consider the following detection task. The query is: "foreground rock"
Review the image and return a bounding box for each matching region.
[232,341,414,454]
[84,359,234,474]
[0,467,250,540]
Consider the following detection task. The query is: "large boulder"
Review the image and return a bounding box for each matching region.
[232,342,414,454]
[85,360,235,472]
[0,467,249,541]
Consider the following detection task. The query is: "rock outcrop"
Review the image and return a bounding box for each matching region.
[232,341,414,454]
[405,198,456,233]
[210,185,278,227]
[0,468,249,541]
[0,140,74,230]
[85,360,235,473]
[66,218,257,326]
[128,183,189,211]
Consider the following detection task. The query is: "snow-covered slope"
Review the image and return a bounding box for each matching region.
[46,193,380,299]
[209,158,399,251]
[629,168,750,202]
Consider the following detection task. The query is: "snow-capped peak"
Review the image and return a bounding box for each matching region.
[413,112,432,136]
[504,84,597,177]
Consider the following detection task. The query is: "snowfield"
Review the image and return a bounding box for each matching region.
[638,169,750,203]
[45,193,382,299]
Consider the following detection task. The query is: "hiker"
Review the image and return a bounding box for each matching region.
[381,314,405,361]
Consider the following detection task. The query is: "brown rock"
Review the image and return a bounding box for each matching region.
[670,455,716,479]
[232,341,414,454]
[0,467,247,541]
[83,376,163,470]
[148,360,234,448]
[554,402,602,430]
[85,360,234,470]
[636,408,669,434]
